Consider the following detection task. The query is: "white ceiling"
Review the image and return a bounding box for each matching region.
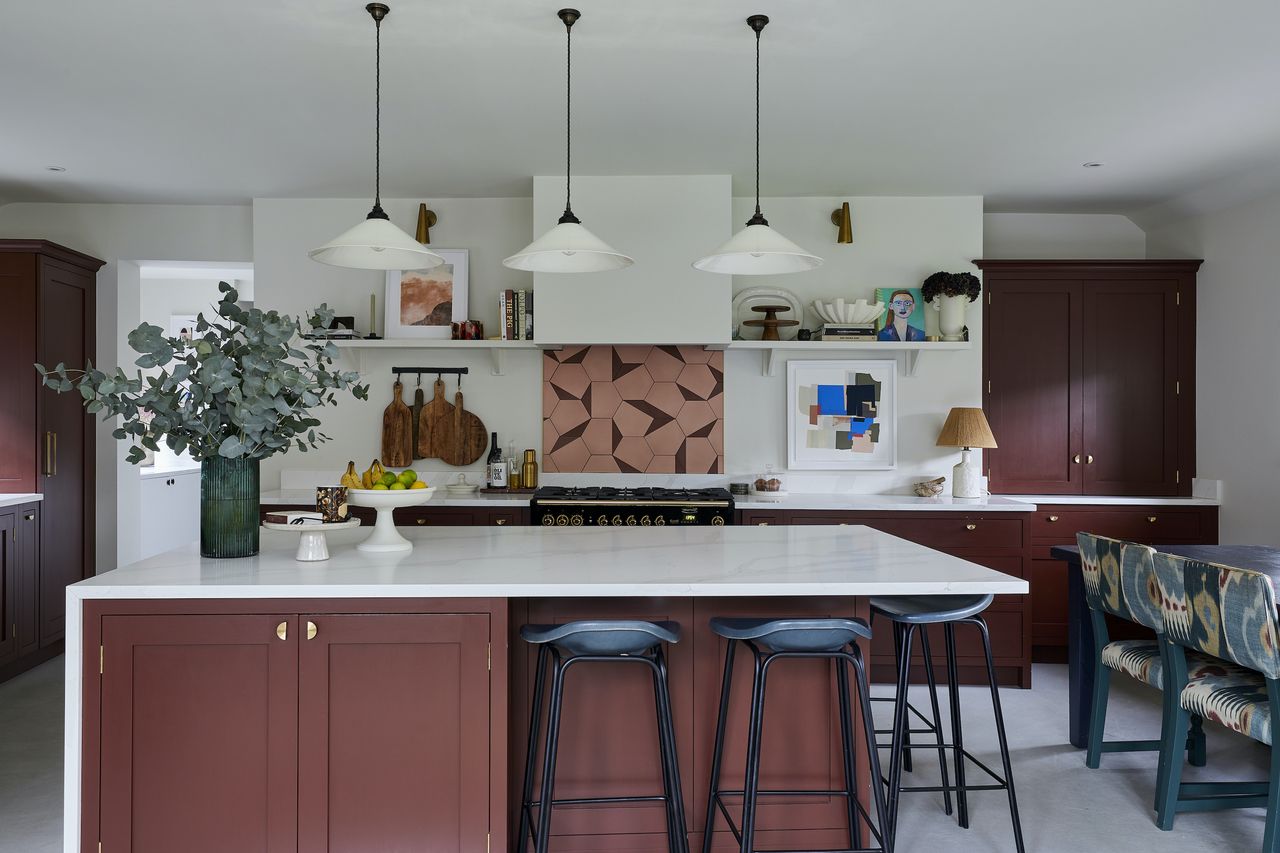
[3,0,1280,217]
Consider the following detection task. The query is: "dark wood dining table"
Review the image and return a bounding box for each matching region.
[1052,543,1280,749]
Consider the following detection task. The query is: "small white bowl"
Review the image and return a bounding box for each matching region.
[812,298,885,326]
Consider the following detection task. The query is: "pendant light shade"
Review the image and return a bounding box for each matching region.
[310,4,443,272]
[694,15,821,276]
[504,8,633,274]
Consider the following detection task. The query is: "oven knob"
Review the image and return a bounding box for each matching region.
[597,514,609,526]
[640,515,652,526]
[654,516,666,525]
[540,515,555,526]
[555,514,570,526]
[626,515,637,526]
[570,514,583,526]
[711,515,726,526]
[611,514,623,526]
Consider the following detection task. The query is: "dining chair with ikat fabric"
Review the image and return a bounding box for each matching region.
[1153,551,1280,851]
[1077,533,1206,774]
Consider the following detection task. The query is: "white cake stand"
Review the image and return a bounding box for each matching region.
[262,517,361,562]
[347,487,437,553]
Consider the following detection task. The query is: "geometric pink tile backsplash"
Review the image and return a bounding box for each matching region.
[542,345,725,474]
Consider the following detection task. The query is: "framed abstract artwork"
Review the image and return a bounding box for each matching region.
[787,360,897,470]
[384,248,469,339]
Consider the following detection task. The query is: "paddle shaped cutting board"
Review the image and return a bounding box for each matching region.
[417,378,455,459]
[381,381,413,468]
[438,387,489,467]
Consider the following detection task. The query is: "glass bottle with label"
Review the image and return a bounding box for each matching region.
[487,432,507,488]
[507,441,521,489]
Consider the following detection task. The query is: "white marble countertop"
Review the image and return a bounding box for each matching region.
[69,524,1028,600]
[734,494,1036,512]
[260,488,530,507]
[0,493,43,509]
[1000,495,1220,507]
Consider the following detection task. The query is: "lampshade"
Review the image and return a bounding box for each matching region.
[309,215,445,271]
[503,221,634,273]
[693,223,824,275]
[936,407,998,449]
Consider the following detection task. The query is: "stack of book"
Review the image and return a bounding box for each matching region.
[499,289,534,340]
[817,323,877,341]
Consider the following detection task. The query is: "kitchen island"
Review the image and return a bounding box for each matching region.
[65,524,1026,853]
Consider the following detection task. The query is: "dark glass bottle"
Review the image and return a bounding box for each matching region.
[487,432,506,487]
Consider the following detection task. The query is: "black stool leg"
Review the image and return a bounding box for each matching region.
[892,623,913,774]
[702,639,737,853]
[518,644,551,852]
[836,653,862,850]
[851,647,892,853]
[533,652,568,853]
[886,623,916,844]
[653,648,690,853]
[918,626,954,816]
[650,658,678,850]
[739,648,770,853]
[943,624,969,830]
[972,617,1026,853]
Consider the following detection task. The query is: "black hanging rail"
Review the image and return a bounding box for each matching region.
[391,367,468,376]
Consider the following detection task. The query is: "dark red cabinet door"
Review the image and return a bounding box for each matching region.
[0,512,15,665]
[298,613,491,853]
[1082,281,1180,495]
[984,280,1084,494]
[99,614,299,853]
[16,504,40,658]
[38,256,94,644]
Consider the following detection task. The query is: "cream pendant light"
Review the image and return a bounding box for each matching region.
[310,4,444,271]
[694,15,822,275]
[503,9,633,273]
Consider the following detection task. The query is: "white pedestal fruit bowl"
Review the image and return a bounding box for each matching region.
[347,487,437,553]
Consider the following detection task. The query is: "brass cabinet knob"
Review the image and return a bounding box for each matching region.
[1086,454,1094,464]
[1048,515,1059,522]
[966,523,978,531]
[1147,516,1157,523]
[306,621,318,640]
[417,518,427,525]
[495,518,507,526]
[1073,454,1081,464]
[276,622,288,641]
[757,522,769,526]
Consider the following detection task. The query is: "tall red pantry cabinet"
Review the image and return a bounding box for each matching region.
[0,239,103,682]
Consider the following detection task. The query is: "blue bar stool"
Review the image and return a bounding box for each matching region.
[702,617,890,853]
[871,594,1024,853]
[516,620,689,853]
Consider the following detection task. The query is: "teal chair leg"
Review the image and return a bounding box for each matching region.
[1263,679,1280,853]
[1086,656,1111,769]
[1156,704,1191,830]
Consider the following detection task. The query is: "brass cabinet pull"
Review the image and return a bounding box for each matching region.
[966,523,978,531]
[1048,515,1060,522]
[1072,454,1081,464]
[24,513,34,521]
[416,518,427,525]
[757,522,770,526]
[51,432,57,476]
[495,518,507,526]
[1147,516,1157,523]
[276,622,288,641]
[306,621,318,640]
[44,432,53,476]
[1086,454,1094,464]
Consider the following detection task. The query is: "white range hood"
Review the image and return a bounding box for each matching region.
[530,174,732,345]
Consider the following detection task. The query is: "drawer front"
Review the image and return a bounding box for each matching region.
[1031,508,1202,543]
[860,517,1024,550]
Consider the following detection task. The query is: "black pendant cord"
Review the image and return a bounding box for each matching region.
[367,5,389,220]
[558,10,580,225]
[746,15,769,227]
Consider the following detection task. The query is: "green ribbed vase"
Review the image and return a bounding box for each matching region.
[200,457,260,558]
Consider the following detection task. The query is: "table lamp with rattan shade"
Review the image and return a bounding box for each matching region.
[936,407,997,499]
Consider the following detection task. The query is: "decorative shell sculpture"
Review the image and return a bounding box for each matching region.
[812,298,885,326]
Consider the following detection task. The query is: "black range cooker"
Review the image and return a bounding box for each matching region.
[530,486,735,527]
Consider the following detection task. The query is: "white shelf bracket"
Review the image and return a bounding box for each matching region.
[905,349,921,377]
[762,347,779,377]
[489,347,506,377]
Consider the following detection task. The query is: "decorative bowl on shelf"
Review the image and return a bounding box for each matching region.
[347,487,437,552]
[811,298,885,326]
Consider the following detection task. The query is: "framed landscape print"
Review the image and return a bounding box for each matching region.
[787,360,897,470]
[384,248,469,339]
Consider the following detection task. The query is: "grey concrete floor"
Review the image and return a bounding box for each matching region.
[0,657,1271,852]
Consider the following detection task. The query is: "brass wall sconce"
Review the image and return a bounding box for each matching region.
[831,202,852,244]
[415,203,438,244]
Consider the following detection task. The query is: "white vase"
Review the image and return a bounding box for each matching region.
[938,294,968,341]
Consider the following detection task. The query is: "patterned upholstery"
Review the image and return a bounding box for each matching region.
[1077,533,1162,630]
[1153,552,1280,679]
[1180,659,1273,746]
[1101,640,1243,691]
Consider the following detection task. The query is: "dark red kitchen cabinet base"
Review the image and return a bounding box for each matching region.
[0,502,46,682]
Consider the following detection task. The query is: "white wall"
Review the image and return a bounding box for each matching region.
[983,212,1145,259]
[0,202,253,571]
[726,196,985,491]
[1146,192,1280,544]
[252,198,540,491]
[139,277,228,330]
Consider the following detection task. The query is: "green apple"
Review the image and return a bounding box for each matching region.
[380,471,398,487]
[389,482,407,490]
[398,469,418,486]
[371,483,390,490]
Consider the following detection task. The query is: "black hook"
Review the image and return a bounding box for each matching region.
[396,371,402,386]
[416,371,422,387]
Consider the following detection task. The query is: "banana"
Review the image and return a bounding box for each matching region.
[371,459,386,483]
[361,462,376,490]
[340,461,362,490]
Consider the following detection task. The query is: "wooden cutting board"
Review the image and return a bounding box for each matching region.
[380,381,413,468]
[417,378,455,459]
[438,388,489,467]
[410,384,426,459]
